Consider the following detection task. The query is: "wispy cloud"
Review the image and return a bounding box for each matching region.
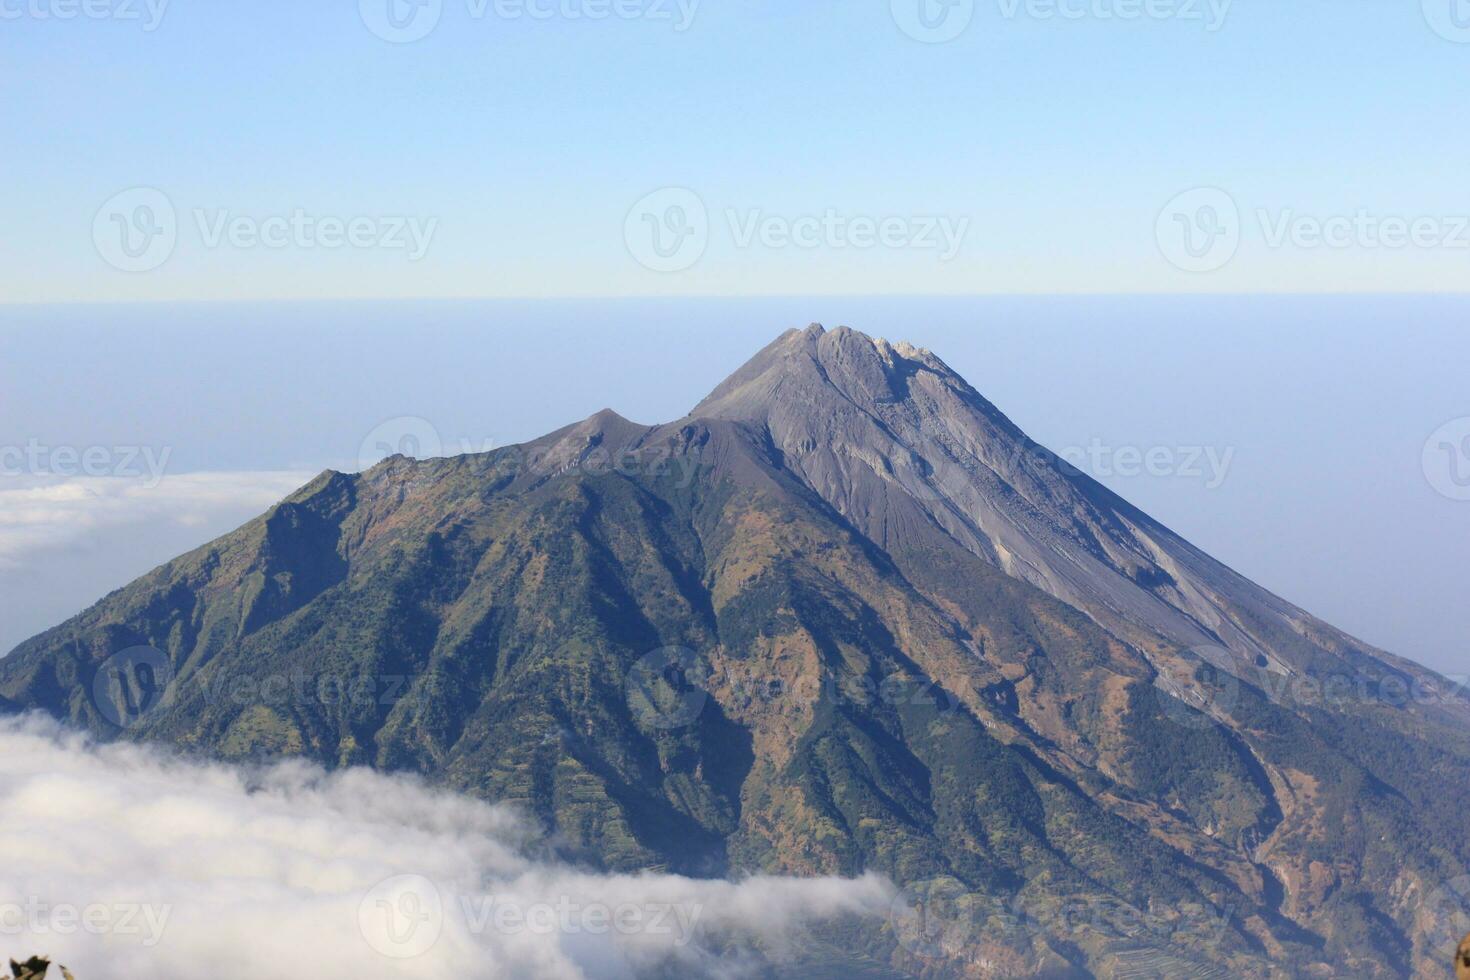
[0,472,313,570]
[0,716,893,979]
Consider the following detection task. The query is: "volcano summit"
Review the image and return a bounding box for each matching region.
[4,325,1467,977]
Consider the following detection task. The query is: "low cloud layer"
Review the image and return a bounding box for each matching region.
[0,472,314,656]
[0,716,893,978]
[0,472,313,570]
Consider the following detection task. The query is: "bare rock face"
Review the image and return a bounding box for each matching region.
[4,324,1470,977]
[697,325,1459,712]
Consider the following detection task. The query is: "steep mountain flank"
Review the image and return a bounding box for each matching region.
[4,326,1467,977]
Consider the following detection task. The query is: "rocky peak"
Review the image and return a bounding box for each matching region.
[686,327,1455,712]
[691,323,971,426]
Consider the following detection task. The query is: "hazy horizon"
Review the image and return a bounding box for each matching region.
[3,293,1467,680]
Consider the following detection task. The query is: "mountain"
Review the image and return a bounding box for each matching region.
[4,325,1468,977]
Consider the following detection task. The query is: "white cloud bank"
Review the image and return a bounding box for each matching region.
[0,472,316,657]
[0,716,893,979]
[0,472,314,570]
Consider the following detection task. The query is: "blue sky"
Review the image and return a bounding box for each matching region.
[4,0,1470,301]
[2,7,1468,670]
